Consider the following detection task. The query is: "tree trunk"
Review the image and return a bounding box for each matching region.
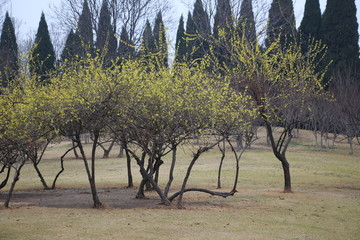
[348,137,354,155]
[102,139,116,158]
[118,142,124,158]
[4,155,26,208]
[164,145,177,197]
[33,163,50,190]
[0,167,11,190]
[72,139,80,159]
[125,148,133,188]
[217,139,226,189]
[280,156,292,192]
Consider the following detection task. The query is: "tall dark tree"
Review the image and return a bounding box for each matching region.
[61,29,77,62]
[118,26,134,60]
[153,11,168,67]
[175,15,186,63]
[140,19,155,57]
[29,12,55,83]
[321,0,359,74]
[238,0,256,43]
[75,0,94,58]
[265,0,296,48]
[213,0,233,67]
[191,0,211,60]
[0,12,18,88]
[299,0,321,40]
[96,0,117,65]
[185,11,196,60]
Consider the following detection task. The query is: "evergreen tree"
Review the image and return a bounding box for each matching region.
[185,11,196,60]
[213,0,232,37]
[265,0,296,48]
[153,11,168,67]
[118,26,134,60]
[96,0,117,65]
[191,0,211,60]
[213,0,233,67]
[75,0,94,58]
[140,19,155,57]
[0,12,18,88]
[299,0,321,40]
[175,15,186,63]
[29,12,55,83]
[321,0,359,72]
[238,0,256,43]
[61,29,77,62]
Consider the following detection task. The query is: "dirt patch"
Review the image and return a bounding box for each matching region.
[0,187,163,209]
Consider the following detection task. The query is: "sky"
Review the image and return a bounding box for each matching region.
[2,0,360,50]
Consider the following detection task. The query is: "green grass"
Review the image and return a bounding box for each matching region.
[0,130,359,240]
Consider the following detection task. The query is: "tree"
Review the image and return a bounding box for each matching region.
[29,12,55,84]
[75,0,94,58]
[96,0,117,65]
[140,20,155,58]
[299,0,321,40]
[185,11,196,60]
[174,15,186,63]
[0,12,18,88]
[265,0,296,48]
[238,0,256,43]
[153,11,168,67]
[191,0,211,61]
[321,0,359,79]
[61,29,77,62]
[118,26,134,60]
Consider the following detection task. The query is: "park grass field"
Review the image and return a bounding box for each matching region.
[0,129,359,240]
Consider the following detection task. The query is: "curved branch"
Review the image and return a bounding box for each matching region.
[169,188,237,202]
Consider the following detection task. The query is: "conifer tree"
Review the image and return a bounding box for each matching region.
[75,0,94,58]
[175,15,186,63]
[153,11,168,67]
[191,0,211,60]
[185,11,196,60]
[140,19,155,57]
[96,0,117,65]
[61,29,77,62]
[118,26,134,60]
[0,12,18,88]
[266,0,296,48]
[321,0,359,71]
[238,0,256,43]
[29,12,55,83]
[299,0,321,41]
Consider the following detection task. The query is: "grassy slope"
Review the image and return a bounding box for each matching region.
[0,130,359,240]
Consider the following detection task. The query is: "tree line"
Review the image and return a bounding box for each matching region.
[0,0,359,208]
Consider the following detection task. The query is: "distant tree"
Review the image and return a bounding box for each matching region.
[96,0,117,65]
[321,0,359,80]
[118,26,134,60]
[29,12,55,84]
[299,0,321,40]
[153,11,168,67]
[61,29,78,62]
[75,0,94,58]
[140,20,155,58]
[0,12,18,88]
[265,0,296,48]
[175,15,186,63]
[213,0,232,67]
[185,11,196,60]
[191,0,211,60]
[238,0,256,43]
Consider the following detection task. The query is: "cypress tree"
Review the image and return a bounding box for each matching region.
[299,0,321,40]
[238,0,256,43]
[265,0,296,48]
[321,0,359,71]
[61,29,77,62]
[75,0,94,58]
[185,11,196,60]
[153,11,168,67]
[118,26,134,60]
[29,12,55,83]
[0,12,18,88]
[213,0,232,37]
[191,0,211,60]
[140,19,155,58]
[96,0,117,65]
[175,15,186,63]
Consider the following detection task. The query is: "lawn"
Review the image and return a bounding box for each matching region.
[1,130,359,240]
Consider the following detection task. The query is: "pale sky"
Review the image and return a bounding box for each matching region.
[2,0,360,50]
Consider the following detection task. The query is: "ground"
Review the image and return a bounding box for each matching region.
[0,130,359,239]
